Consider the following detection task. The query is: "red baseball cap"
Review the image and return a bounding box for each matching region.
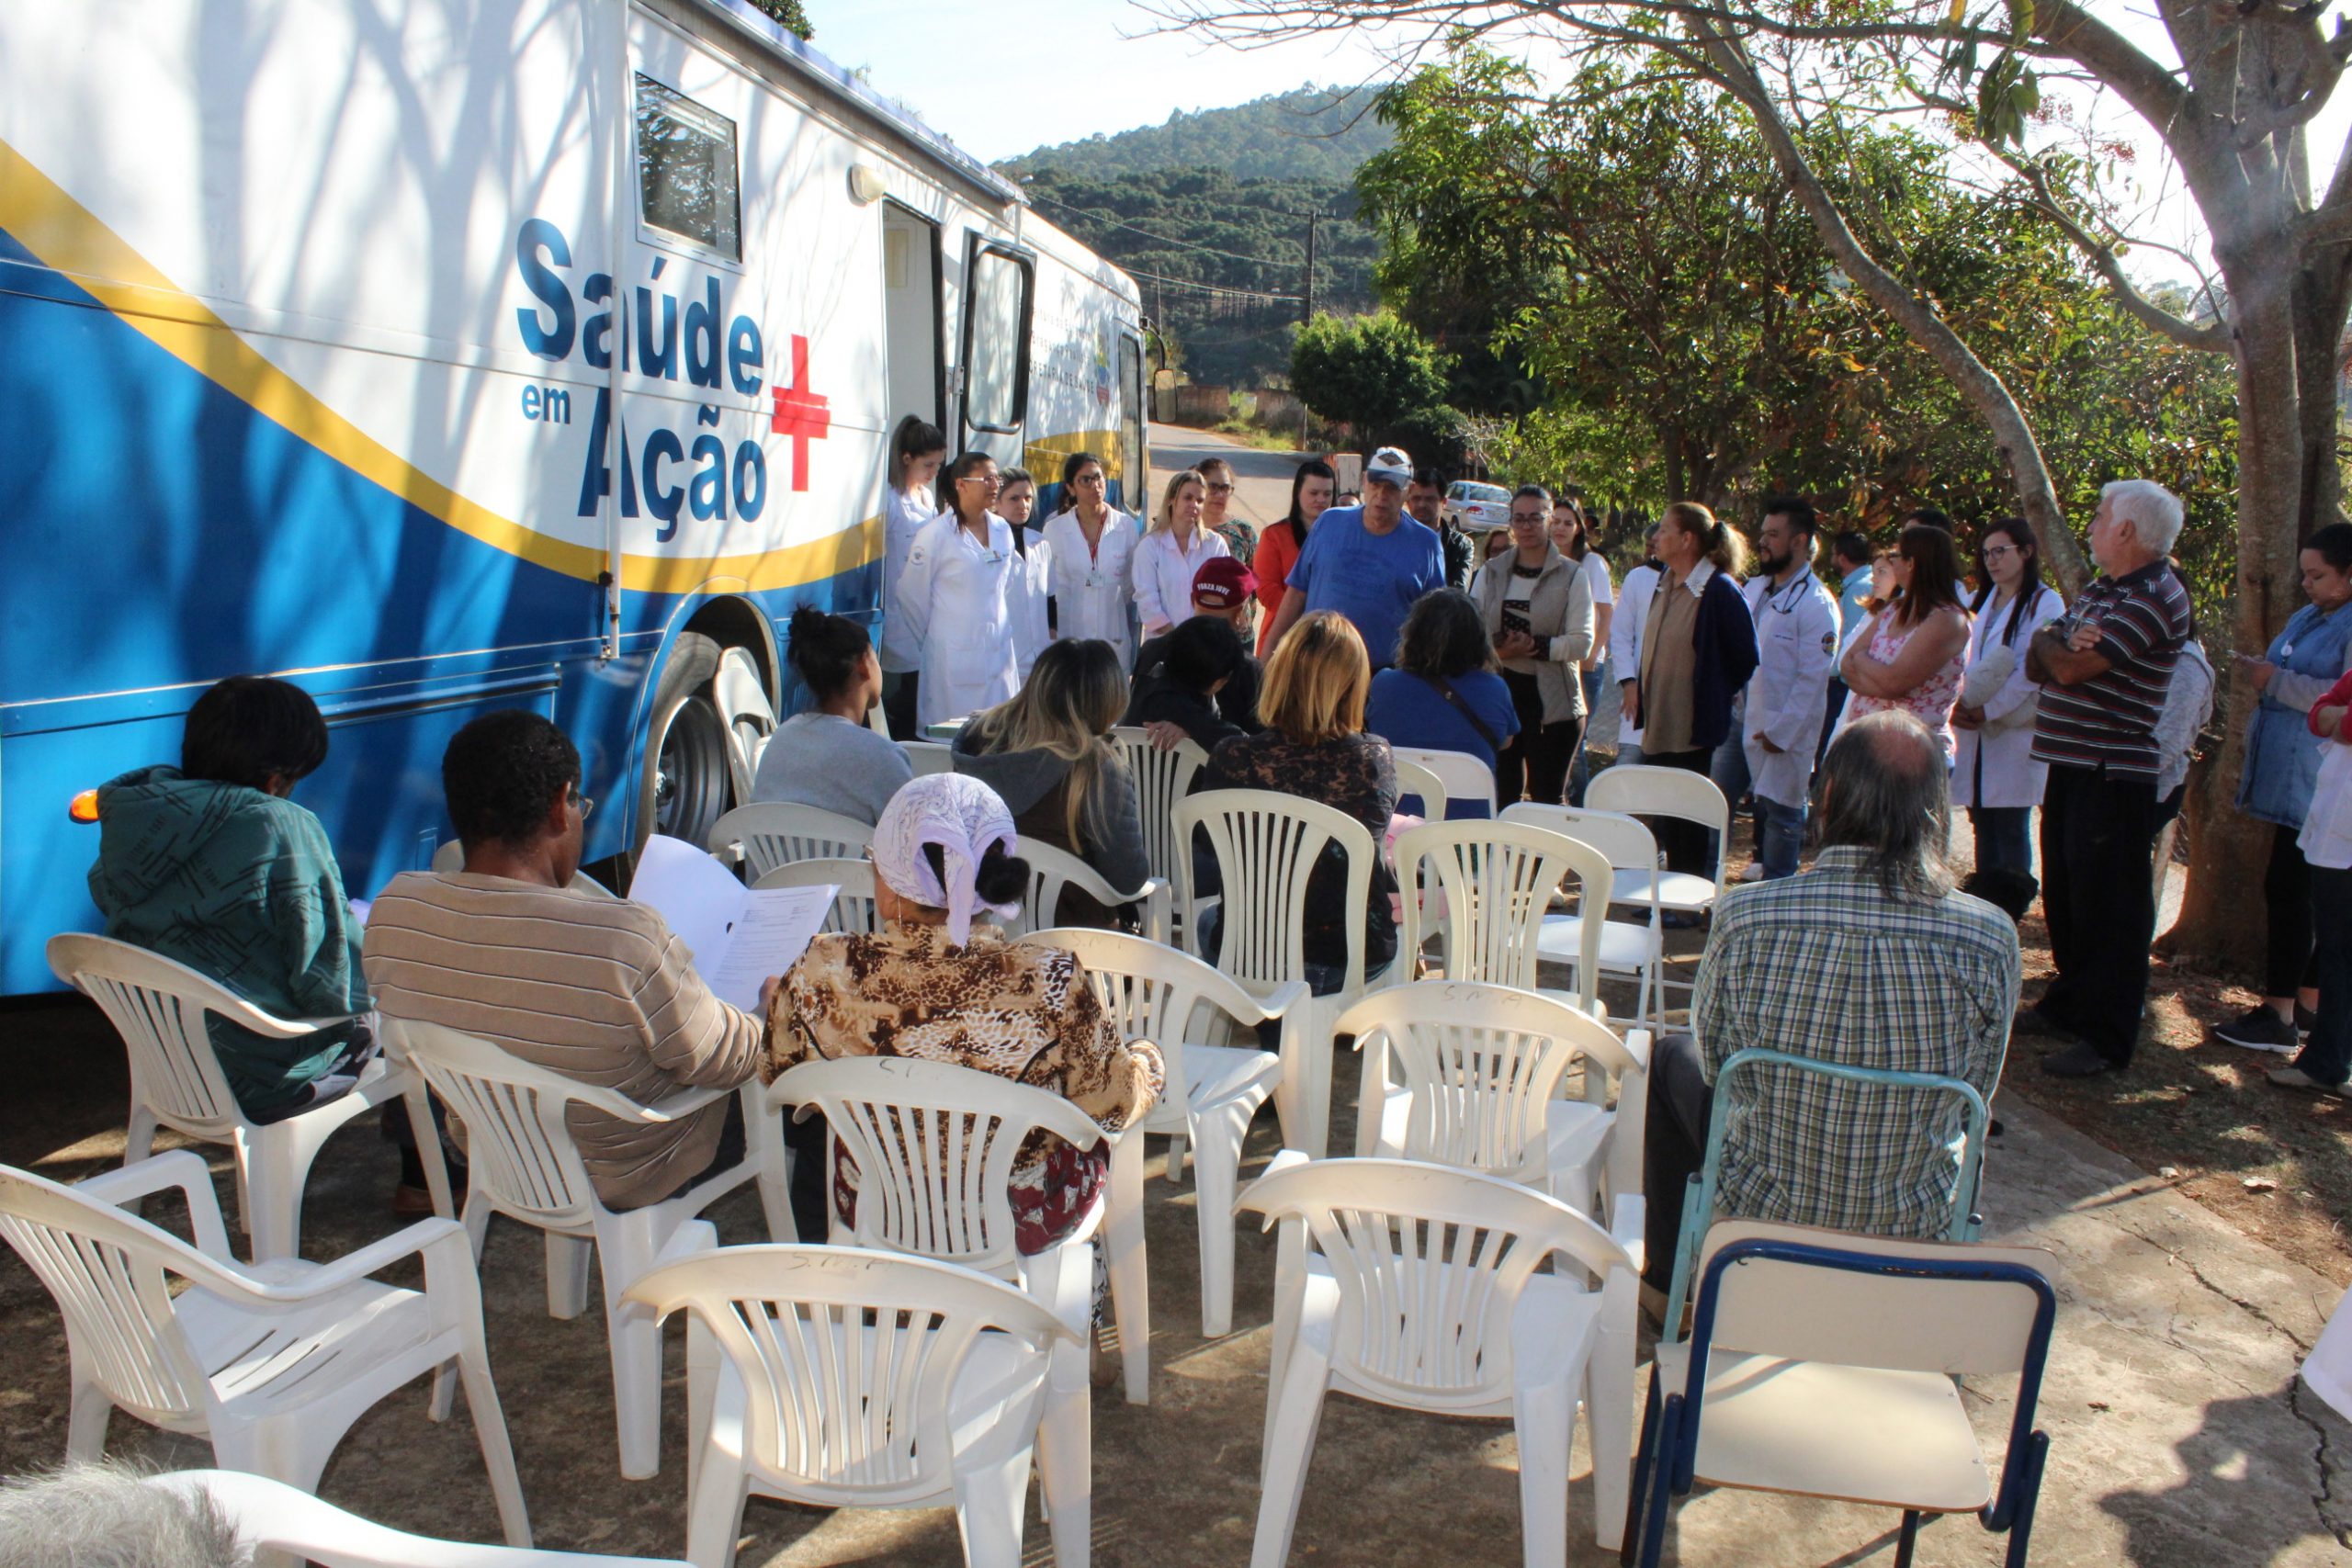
[1192,555,1259,609]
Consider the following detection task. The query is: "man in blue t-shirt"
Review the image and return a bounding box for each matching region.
[1262,445,1448,669]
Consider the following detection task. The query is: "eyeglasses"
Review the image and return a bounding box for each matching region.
[1510,512,1546,525]
[571,788,594,819]
[1982,545,2018,561]
[1206,482,1234,493]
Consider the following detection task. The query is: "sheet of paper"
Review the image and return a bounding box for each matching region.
[627,834,746,981]
[705,884,837,1012]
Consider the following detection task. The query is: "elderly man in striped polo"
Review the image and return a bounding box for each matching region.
[1640,711,2021,1318]
[2019,480,2195,1078]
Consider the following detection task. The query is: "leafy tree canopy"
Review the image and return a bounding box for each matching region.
[1289,310,1455,447]
[744,0,811,39]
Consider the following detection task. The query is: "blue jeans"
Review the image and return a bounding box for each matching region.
[1970,806,2034,880]
[1756,795,1806,880]
[1568,662,1609,805]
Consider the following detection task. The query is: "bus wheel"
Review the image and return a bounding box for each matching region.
[639,631,731,848]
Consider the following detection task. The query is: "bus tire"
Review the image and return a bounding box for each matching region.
[639,631,732,850]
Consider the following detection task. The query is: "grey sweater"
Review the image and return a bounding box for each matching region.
[949,727,1150,900]
[751,712,913,825]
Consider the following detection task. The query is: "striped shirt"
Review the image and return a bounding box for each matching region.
[1694,847,2020,1239]
[2030,561,2191,779]
[363,872,765,1211]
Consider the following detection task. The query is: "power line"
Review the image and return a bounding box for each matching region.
[1025,189,1301,272]
[1120,266,1304,304]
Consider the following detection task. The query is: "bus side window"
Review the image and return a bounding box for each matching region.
[635,74,741,262]
[964,247,1031,433]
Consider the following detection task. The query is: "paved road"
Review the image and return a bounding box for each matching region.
[1147,422,1308,534]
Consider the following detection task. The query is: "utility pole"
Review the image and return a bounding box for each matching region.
[1299,211,1317,450]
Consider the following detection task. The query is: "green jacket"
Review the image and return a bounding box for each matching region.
[88,767,368,1115]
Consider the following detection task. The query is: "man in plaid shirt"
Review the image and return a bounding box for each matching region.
[1641,710,2021,1303]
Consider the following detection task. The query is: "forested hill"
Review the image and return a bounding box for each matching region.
[997,86,1391,183]
[1001,92,1386,387]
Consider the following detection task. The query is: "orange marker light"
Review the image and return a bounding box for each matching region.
[69,788,101,824]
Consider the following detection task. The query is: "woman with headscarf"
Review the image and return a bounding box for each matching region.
[762,772,1164,1254]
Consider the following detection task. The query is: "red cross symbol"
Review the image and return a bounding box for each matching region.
[769,333,831,492]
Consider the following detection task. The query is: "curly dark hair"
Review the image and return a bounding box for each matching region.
[181,676,329,791]
[1396,588,1494,680]
[786,604,871,704]
[442,709,581,849]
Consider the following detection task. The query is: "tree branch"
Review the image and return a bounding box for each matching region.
[2007,158,2230,351]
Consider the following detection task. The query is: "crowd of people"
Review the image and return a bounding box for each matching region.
[67,441,2351,1332]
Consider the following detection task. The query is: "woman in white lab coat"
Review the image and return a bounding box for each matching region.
[994,466,1054,681]
[1042,452,1139,670]
[878,415,947,738]
[1134,468,1231,639]
[900,451,1021,733]
[1951,515,2065,881]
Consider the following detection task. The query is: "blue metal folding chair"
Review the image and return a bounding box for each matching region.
[1660,1048,1993,1336]
[1626,1222,2058,1568]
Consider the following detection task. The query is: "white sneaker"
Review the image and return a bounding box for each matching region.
[1738,863,1766,883]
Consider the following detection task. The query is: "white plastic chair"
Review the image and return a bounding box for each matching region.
[623,1247,1081,1568]
[1175,788,1378,1159]
[706,803,872,881]
[1389,818,1612,1020]
[1501,804,1669,1025]
[902,739,956,776]
[1394,745,1498,817]
[752,857,878,935]
[1010,837,1171,945]
[769,1054,1150,1407]
[46,933,450,1262]
[1339,981,1650,1218]
[1020,926,1306,1337]
[383,1019,779,1479]
[1629,1221,2060,1568]
[1586,764,1729,915]
[0,1153,530,1546]
[1238,1155,1645,1562]
[1109,727,1208,946]
[429,840,615,896]
[1392,757,1450,826]
[151,1471,677,1566]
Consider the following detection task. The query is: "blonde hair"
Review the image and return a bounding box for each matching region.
[960,639,1128,845]
[1149,469,1206,536]
[1261,611,1370,744]
[1664,501,1749,578]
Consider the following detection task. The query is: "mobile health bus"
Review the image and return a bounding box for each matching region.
[0,0,1151,994]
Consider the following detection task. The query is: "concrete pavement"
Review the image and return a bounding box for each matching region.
[1148,421,1313,536]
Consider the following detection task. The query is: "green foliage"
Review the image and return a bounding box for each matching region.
[998,87,1392,184]
[744,0,811,39]
[1359,46,2239,625]
[1012,166,1378,386]
[1289,311,1459,457]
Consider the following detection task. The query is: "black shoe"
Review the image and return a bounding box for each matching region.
[2041,1040,2120,1077]
[2213,1005,2299,1054]
[2013,1006,2078,1043]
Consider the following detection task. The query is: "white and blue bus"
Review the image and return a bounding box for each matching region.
[0,0,1150,994]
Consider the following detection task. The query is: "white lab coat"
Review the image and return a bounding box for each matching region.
[899,512,1020,731]
[1611,562,1660,750]
[1952,583,2065,809]
[1134,525,1231,636]
[877,485,936,674]
[1043,507,1139,668]
[1001,522,1055,681]
[1742,568,1842,808]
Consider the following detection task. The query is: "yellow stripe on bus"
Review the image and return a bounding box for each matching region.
[0,136,879,593]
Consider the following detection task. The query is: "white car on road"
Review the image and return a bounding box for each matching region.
[1442,480,1513,535]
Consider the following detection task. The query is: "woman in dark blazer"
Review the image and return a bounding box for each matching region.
[1623,501,1759,871]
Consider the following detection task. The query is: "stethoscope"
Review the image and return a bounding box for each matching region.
[1758,566,1819,619]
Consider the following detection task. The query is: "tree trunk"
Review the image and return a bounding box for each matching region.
[2163,247,2311,967]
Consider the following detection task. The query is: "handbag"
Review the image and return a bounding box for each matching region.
[1412,673,1503,753]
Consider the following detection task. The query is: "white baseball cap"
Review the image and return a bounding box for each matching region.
[1364,446,1413,487]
